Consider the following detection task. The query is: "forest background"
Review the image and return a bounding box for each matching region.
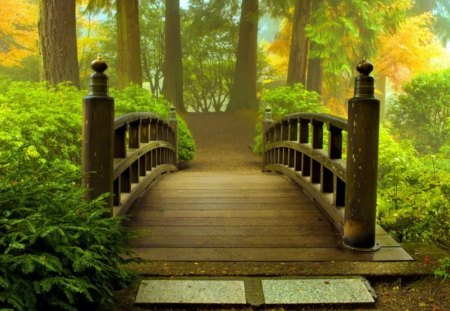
[0,0,450,310]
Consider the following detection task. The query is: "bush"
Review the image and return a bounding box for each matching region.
[387,68,450,154]
[253,83,327,153]
[111,86,195,161]
[377,127,450,249]
[0,81,195,164]
[0,155,135,310]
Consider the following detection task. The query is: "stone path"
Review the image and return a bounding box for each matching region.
[135,277,376,306]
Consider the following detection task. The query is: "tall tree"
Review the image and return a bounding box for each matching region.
[116,0,142,88]
[227,0,259,111]
[287,0,312,86]
[306,0,322,95]
[163,0,185,112]
[38,0,80,88]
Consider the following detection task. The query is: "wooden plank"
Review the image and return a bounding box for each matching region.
[133,202,318,211]
[128,235,339,248]
[126,217,332,227]
[138,197,313,204]
[128,225,335,236]
[145,189,307,198]
[130,247,414,262]
[130,209,325,219]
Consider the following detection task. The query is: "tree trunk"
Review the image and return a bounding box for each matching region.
[227,0,258,112]
[117,0,142,89]
[163,0,185,112]
[306,42,322,95]
[38,0,80,88]
[287,0,312,86]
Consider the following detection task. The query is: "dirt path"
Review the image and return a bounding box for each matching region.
[179,110,261,172]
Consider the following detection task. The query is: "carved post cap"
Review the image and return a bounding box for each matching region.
[353,60,375,99]
[89,55,109,96]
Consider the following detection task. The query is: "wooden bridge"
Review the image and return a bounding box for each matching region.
[82,59,412,264]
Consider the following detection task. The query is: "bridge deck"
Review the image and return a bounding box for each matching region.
[126,171,412,262]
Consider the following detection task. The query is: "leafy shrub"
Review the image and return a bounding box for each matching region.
[253,83,327,153]
[0,155,135,310]
[377,127,450,249]
[435,257,450,280]
[0,81,195,164]
[111,86,195,161]
[387,68,450,154]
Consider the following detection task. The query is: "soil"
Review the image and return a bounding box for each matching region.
[112,112,449,311]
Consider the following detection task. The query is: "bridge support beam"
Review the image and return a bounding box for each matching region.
[344,60,380,250]
[82,57,114,210]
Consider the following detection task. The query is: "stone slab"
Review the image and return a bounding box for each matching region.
[262,277,375,304]
[135,280,246,304]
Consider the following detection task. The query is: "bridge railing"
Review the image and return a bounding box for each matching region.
[263,112,348,234]
[262,60,380,251]
[82,57,177,217]
[112,111,177,216]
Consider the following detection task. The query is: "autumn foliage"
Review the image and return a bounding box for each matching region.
[0,0,38,67]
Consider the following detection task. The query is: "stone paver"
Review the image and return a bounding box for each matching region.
[262,277,375,304]
[135,280,246,304]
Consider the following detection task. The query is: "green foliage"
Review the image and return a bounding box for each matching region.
[0,80,83,167]
[377,127,450,249]
[111,85,195,161]
[0,155,135,310]
[253,84,327,153]
[387,68,450,154]
[182,0,239,112]
[434,257,450,280]
[0,80,195,164]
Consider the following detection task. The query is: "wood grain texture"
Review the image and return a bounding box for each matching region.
[126,172,413,262]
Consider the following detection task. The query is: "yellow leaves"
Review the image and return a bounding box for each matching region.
[0,0,38,67]
[374,13,449,90]
[265,19,291,77]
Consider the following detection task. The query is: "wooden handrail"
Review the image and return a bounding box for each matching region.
[262,60,380,250]
[263,113,347,234]
[82,57,178,217]
[112,112,177,216]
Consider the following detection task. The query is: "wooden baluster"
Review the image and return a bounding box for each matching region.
[82,57,114,209]
[120,168,131,192]
[344,60,380,250]
[129,120,140,149]
[150,119,157,140]
[140,118,150,143]
[311,119,323,184]
[288,119,297,167]
[335,177,345,207]
[299,118,309,144]
[299,118,310,176]
[114,125,127,158]
[131,160,139,183]
[328,124,343,159]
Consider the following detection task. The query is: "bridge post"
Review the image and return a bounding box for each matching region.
[262,105,273,168]
[344,60,380,250]
[169,105,178,169]
[82,57,114,210]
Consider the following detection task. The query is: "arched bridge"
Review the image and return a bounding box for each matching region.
[82,59,412,263]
